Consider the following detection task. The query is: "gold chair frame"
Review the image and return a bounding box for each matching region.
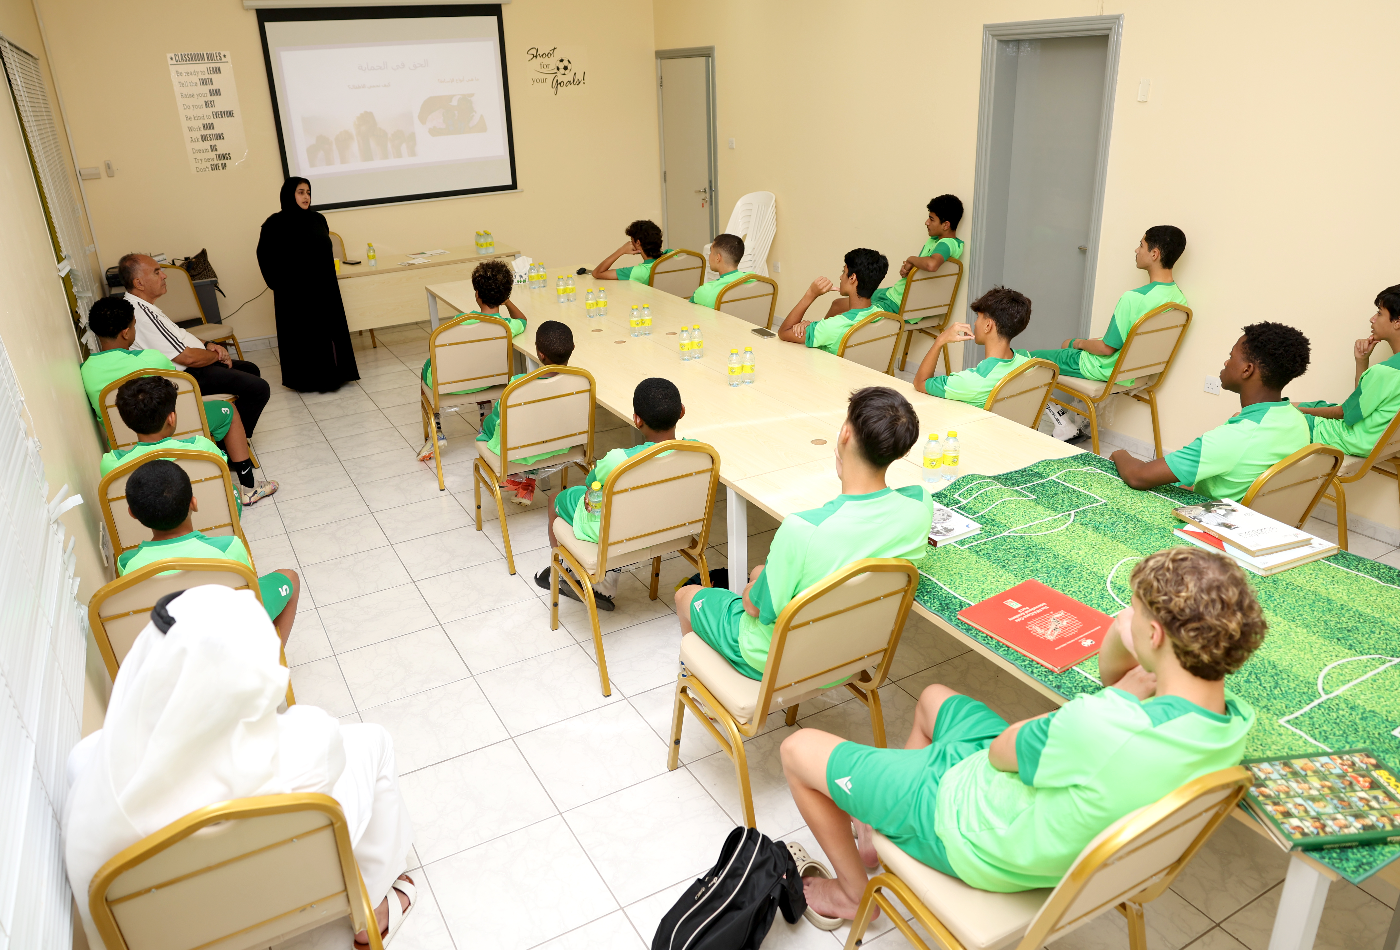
[164,263,243,360]
[668,559,919,828]
[845,767,1251,950]
[648,248,707,299]
[420,311,515,491]
[896,257,964,374]
[713,274,779,329]
[472,365,597,574]
[98,368,259,469]
[982,358,1060,429]
[838,310,903,376]
[1322,409,1400,551]
[550,440,721,696]
[1241,442,1344,528]
[99,449,248,560]
[1047,303,1193,458]
[89,793,381,950]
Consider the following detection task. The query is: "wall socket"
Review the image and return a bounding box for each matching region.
[1204,376,1221,394]
[727,137,735,149]
[774,262,781,273]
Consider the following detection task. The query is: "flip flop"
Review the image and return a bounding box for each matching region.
[786,842,842,931]
[382,875,416,946]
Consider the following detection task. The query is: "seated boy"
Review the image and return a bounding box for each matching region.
[419,259,528,460]
[591,219,671,283]
[777,249,890,355]
[1296,283,1400,457]
[100,376,275,507]
[1112,322,1312,501]
[117,459,300,647]
[782,546,1262,917]
[690,233,751,308]
[871,194,965,317]
[535,377,686,611]
[81,296,269,500]
[477,320,576,504]
[913,286,1033,405]
[675,386,934,679]
[1035,226,1188,439]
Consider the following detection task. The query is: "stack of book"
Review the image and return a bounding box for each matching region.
[928,501,980,547]
[1243,751,1400,851]
[1171,500,1338,576]
[956,579,1109,673]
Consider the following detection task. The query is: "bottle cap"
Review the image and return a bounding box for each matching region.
[745,346,752,350]
[947,431,957,437]
[591,481,601,489]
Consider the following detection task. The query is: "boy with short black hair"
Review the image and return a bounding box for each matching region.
[690,233,752,308]
[591,219,671,283]
[535,377,686,611]
[778,249,890,355]
[1296,283,1400,457]
[782,545,1262,918]
[675,385,935,679]
[914,286,1034,405]
[1112,322,1312,501]
[118,459,300,647]
[872,194,965,317]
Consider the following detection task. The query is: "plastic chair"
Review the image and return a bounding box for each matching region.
[1047,303,1193,458]
[420,312,514,490]
[1322,410,1400,551]
[846,767,1251,950]
[99,450,246,559]
[159,263,242,360]
[983,358,1060,430]
[714,275,778,329]
[550,441,720,696]
[669,559,919,828]
[703,192,777,279]
[1240,443,1344,528]
[89,794,382,950]
[649,249,707,299]
[473,366,596,574]
[896,258,964,374]
[838,311,902,375]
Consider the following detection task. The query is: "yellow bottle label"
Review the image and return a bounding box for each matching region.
[943,452,959,467]
[728,364,741,375]
[924,455,942,469]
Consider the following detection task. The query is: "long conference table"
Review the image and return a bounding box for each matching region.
[424,274,1399,950]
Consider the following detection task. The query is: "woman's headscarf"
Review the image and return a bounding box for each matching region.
[279,176,313,214]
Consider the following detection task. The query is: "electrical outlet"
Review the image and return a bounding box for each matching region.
[727,137,735,149]
[774,262,781,273]
[1204,376,1221,395]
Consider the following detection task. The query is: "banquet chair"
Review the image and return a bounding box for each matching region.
[1322,410,1400,551]
[329,230,347,262]
[844,767,1250,950]
[838,310,902,375]
[421,312,514,490]
[714,275,778,329]
[983,359,1060,430]
[1240,443,1344,528]
[670,559,919,828]
[649,249,706,299]
[99,450,246,559]
[896,257,964,373]
[159,263,243,360]
[88,794,378,950]
[98,368,260,469]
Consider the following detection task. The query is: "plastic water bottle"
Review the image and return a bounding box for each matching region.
[584,288,596,319]
[367,243,376,268]
[691,325,704,360]
[922,434,943,486]
[727,348,742,387]
[630,305,642,338]
[474,231,483,251]
[565,275,576,302]
[596,288,608,317]
[584,481,603,519]
[484,229,494,251]
[679,325,691,360]
[941,431,960,485]
[536,263,546,289]
[556,275,566,304]
[641,305,652,336]
[742,346,755,384]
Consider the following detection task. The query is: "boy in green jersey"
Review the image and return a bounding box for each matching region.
[1112,322,1312,501]
[535,377,686,612]
[591,219,671,284]
[117,459,300,646]
[914,286,1033,405]
[690,233,752,308]
[478,320,576,504]
[419,260,528,461]
[871,194,965,317]
[777,249,890,355]
[783,546,1263,917]
[1035,226,1188,440]
[1296,284,1400,457]
[676,386,936,679]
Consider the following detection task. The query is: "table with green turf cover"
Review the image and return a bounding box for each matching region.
[912,453,1400,885]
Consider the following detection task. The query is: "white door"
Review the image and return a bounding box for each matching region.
[658,55,714,254]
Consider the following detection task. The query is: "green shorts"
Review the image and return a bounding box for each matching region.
[555,485,583,526]
[259,571,294,620]
[202,399,234,441]
[1027,347,1091,379]
[688,586,764,680]
[870,286,901,315]
[825,694,1009,876]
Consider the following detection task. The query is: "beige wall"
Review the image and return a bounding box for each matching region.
[35,0,661,343]
[653,0,1400,535]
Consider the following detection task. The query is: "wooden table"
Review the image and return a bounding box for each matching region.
[338,241,519,335]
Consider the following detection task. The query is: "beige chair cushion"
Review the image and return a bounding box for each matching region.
[188,323,236,343]
[873,833,1052,950]
[1055,373,1158,401]
[1337,454,1370,478]
[553,517,702,577]
[679,632,762,723]
[477,443,586,480]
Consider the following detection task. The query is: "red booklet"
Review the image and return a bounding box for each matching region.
[956,579,1111,673]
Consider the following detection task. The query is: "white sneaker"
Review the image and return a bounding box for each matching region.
[1044,405,1081,441]
[595,569,620,598]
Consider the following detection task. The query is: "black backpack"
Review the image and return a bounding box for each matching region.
[652,827,806,950]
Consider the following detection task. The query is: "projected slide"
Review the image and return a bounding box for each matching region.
[259,7,516,210]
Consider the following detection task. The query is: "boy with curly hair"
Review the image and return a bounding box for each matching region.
[591,219,672,284]
[782,546,1263,920]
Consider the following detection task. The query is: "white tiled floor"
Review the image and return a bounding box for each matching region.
[245,329,1397,950]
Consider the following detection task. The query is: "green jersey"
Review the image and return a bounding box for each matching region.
[877,236,964,316]
[1306,352,1400,457]
[616,249,673,284]
[805,304,882,356]
[118,529,254,576]
[566,442,677,542]
[925,351,1032,406]
[934,687,1255,892]
[101,434,227,477]
[421,311,526,395]
[690,270,752,308]
[80,347,177,416]
[1165,400,1310,502]
[737,486,937,672]
[1076,282,1189,382]
[477,372,570,466]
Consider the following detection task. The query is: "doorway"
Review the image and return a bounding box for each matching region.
[656,48,717,254]
[966,17,1122,365]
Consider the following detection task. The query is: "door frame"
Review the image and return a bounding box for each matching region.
[655,46,718,244]
[966,15,1123,368]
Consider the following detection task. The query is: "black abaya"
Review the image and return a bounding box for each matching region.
[256,178,360,393]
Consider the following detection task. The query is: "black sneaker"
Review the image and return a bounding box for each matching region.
[534,567,614,611]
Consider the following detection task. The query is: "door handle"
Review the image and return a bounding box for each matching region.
[1078,245,1088,251]
[694,189,708,194]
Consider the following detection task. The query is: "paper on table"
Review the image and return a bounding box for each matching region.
[411,249,448,256]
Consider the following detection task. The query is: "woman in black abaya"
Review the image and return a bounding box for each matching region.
[256,178,360,393]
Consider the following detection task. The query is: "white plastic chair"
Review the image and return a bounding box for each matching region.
[703,192,777,279]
